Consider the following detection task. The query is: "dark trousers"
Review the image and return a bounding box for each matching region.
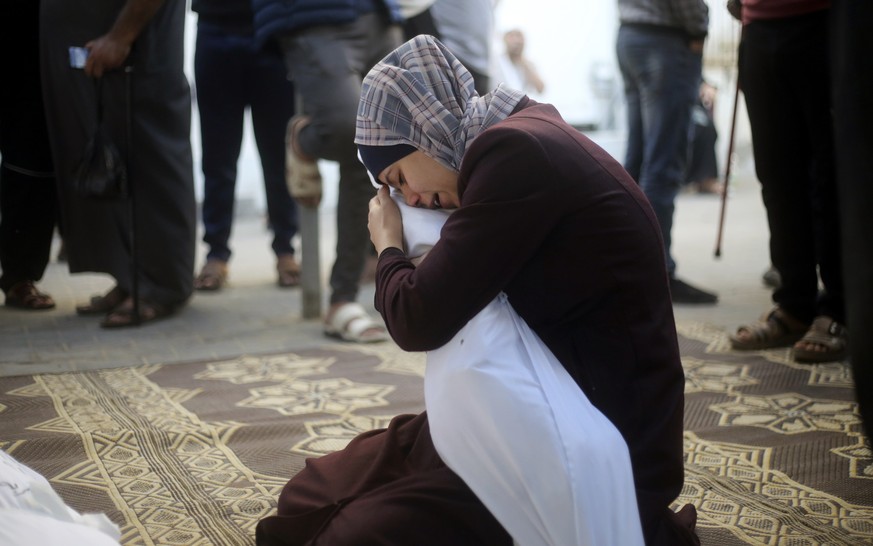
[0,0,57,293]
[740,11,844,324]
[194,21,298,263]
[279,13,402,304]
[831,0,873,438]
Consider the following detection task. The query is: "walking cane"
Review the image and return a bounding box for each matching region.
[124,64,140,324]
[714,42,742,258]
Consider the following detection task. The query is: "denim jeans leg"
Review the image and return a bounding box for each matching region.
[248,40,298,258]
[195,23,247,263]
[617,26,701,276]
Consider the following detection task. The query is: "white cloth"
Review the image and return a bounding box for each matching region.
[0,450,121,546]
[394,192,644,545]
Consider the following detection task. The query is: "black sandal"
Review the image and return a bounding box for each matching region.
[100,298,173,329]
[76,286,128,315]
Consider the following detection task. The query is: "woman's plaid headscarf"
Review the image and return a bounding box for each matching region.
[355,34,526,172]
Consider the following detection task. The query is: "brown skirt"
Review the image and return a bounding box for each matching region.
[256,412,512,545]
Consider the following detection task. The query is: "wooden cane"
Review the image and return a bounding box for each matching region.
[714,62,742,259]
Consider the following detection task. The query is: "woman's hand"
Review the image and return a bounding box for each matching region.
[368,185,404,255]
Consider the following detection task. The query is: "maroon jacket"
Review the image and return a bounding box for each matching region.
[375,100,695,544]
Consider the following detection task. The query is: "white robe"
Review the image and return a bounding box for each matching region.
[0,450,121,546]
[393,192,645,546]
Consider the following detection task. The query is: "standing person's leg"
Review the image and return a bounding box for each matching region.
[248,39,300,287]
[787,11,847,361]
[279,14,401,341]
[616,27,712,303]
[0,148,57,310]
[831,0,872,434]
[617,27,644,183]
[730,17,845,356]
[194,23,247,290]
[740,20,821,325]
[637,38,698,280]
[0,0,57,309]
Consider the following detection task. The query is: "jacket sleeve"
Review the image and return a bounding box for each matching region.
[374,126,564,351]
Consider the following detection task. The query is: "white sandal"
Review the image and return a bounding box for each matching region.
[324,302,389,343]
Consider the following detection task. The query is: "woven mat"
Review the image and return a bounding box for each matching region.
[1,323,871,545]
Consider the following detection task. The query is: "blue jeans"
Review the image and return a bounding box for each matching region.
[617,25,702,276]
[194,21,298,263]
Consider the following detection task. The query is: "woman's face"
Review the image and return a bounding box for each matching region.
[378,151,460,209]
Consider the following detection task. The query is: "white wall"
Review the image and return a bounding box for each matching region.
[493,0,620,129]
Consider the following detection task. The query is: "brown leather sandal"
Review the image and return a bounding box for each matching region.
[194,259,228,291]
[276,254,301,288]
[76,285,128,315]
[793,316,848,363]
[4,280,55,310]
[730,306,809,350]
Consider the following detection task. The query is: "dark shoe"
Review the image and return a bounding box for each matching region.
[670,277,718,304]
[4,280,56,310]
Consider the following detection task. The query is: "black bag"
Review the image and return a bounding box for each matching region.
[73,74,129,200]
[73,127,128,200]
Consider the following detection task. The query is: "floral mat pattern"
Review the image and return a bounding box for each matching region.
[1,323,872,545]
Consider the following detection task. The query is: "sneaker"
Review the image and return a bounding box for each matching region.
[669,277,718,304]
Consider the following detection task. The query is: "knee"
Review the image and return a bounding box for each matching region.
[307,109,358,160]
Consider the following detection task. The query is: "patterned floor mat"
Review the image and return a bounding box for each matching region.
[1,325,871,545]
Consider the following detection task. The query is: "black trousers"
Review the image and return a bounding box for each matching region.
[831,0,873,439]
[0,0,57,294]
[739,10,844,324]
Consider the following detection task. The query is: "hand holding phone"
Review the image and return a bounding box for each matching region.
[69,46,89,69]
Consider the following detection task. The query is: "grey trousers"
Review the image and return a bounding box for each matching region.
[279,13,402,305]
